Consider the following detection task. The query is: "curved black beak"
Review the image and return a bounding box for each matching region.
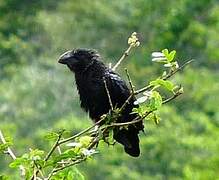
[58,50,73,64]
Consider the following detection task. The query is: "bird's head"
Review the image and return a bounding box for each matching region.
[58,48,99,72]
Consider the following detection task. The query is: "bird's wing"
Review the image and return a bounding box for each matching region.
[105,69,144,129]
[105,70,132,108]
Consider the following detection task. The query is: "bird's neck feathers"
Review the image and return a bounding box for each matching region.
[71,59,95,74]
[73,57,106,77]
[73,57,107,113]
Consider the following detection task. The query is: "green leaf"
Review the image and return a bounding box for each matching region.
[0,175,9,180]
[153,113,161,125]
[178,87,184,94]
[79,136,93,147]
[168,50,176,62]
[29,149,44,158]
[133,105,150,118]
[52,167,85,180]
[146,112,161,124]
[44,132,59,141]
[157,79,175,91]
[52,149,77,164]
[0,144,9,153]
[162,49,169,57]
[9,157,28,168]
[162,49,176,62]
[108,129,114,142]
[67,168,85,180]
[149,80,159,87]
[104,129,115,145]
[149,91,162,110]
[150,79,175,91]
[0,136,13,153]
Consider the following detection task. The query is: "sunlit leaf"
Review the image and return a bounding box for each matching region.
[0,175,9,180]
[0,143,9,153]
[44,132,59,141]
[9,158,28,168]
[79,136,93,147]
[162,49,169,57]
[52,149,77,164]
[168,50,176,62]
[52,167,85,180]
[150,79,175,91]
[29,149,44,158]
[149,91,162,110]
[153,113,161,125]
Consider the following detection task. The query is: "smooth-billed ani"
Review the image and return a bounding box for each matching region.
[58,48,143,157]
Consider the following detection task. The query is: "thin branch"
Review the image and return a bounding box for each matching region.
[102,110,155,131]
[38,169,45,179]
[163,59,194,80]
[119,59,193,113]
[88,137,99,150]
[134,84,153,95]
[0,130,16,160]
[0,130,26,177]
[58,119,103,145]
[47,157,87,179]
[112,45,132,71]
[162,91,183,104]
[57,146,62,155]
[104,79,113,110]
[125,68,135,94]
[102,114,146,129]
[47,138,98,179]
[57,146,65,167]
[33,125,93,179]
[33,168,37,180]
[53,157,86,173]
[119,94,134,112]
[135,59,194,95]
[33,161,45,179]
[46,168,57,180]
[102,91,183,129]
[44,133,62,161]
[31,132,63,180]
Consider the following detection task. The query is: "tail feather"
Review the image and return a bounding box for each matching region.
[113,127,140,157]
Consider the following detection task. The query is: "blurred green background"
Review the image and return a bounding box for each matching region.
[0,0,219,179]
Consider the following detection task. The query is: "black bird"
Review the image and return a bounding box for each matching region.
[58,48,143,157]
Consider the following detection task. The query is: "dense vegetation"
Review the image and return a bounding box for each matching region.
[0,0,219,179]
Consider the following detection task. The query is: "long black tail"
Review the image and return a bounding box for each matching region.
[113,126,140,157]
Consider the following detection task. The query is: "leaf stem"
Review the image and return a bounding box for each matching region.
[112,45,132,71]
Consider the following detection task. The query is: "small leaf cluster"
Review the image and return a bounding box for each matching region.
[6,130,96,179]
[128,32,140,47]
[133,49,184,124]
[152,49,179,71]
[0,136,12,153]
[9,149,44,179]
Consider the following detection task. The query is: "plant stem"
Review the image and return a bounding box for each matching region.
[104,79,113,110]
[112,45,132,71]
[58,119,103,145]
